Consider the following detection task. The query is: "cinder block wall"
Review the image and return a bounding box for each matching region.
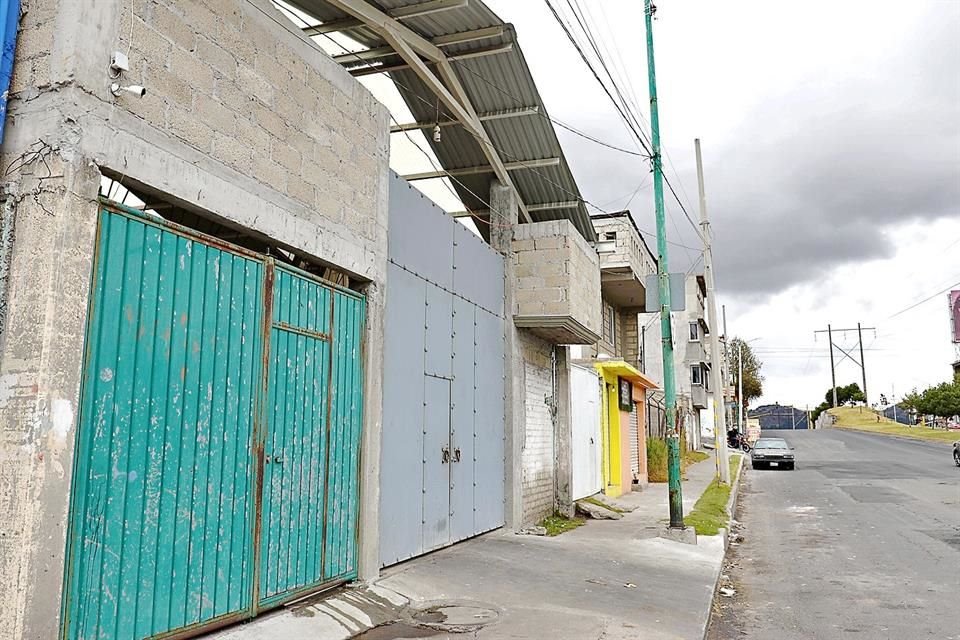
[593,215,656,277]
[0,1,389,637]
[518,331,554,525]
[512,220,601,336]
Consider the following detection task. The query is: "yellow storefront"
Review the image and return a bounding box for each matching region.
[595,362,659,497]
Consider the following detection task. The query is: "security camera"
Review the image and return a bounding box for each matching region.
[110,83,146,98]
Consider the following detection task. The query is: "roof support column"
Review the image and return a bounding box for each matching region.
[490,180,525,529]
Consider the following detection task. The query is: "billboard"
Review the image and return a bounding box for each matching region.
[951,291,960,343]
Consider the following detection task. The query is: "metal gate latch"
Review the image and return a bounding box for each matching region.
[441,446,451,463]
[453,447,461,462]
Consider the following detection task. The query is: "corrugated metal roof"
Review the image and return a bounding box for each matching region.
[293,0,596,242]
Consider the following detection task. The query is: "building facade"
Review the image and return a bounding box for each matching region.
[0,1,616,638]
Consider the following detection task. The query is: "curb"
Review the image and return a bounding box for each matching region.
[723,454,746,550]
[702,453,746,640]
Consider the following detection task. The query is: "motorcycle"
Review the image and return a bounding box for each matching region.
[728,432,752,454]
[953,441,960,467]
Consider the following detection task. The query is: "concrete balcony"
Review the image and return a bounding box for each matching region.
[512,220,601,345]
[692,383,707,409]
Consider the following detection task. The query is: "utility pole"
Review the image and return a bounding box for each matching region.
[695,139,729,483]
[814,323,876,408]
[723,305,730,428]
[738,341,744,431]
[644,0,683,529]
[828,324,838,407]
[857,322,868,406]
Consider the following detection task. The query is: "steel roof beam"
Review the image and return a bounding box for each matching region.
[321,0,530,222]
[332,26,504,63]
[449,200,579,217]
[346,43,512,76]
[301,0,469,35]
[390,106,540,132]
[402,157,560,181]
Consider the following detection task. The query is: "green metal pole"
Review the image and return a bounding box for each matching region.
[644,0,683,529]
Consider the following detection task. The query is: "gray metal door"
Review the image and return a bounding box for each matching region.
[423,376,451,551]
[380,173,505,567]
[450,297,476,542]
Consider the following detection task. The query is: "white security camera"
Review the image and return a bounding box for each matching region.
[110,83,146,98]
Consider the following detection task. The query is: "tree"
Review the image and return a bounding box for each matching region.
[899,389,921,412]
[915,380,960,418]
[824,382,866,407]
[729,337,763,408]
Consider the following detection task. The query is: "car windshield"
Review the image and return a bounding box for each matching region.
[755,439,789,449]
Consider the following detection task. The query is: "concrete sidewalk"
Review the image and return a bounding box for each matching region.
[207,457,726,640]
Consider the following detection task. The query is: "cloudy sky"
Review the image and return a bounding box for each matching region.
[481,0,960,409]
[341,0,960,410]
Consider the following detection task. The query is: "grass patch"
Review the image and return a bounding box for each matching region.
[647,437,669,482]
[684,454,742,536]
[684,450,710,465]
[829,407,958,444]
[539,512,586,536]
[649,440,714,483]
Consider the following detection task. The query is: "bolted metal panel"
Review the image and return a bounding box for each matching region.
[380,175,505,567]
[422,375,451,552]
[379,264,427,565]
[64,208,263,639]
[387,172,454,289]
[472,307,505,533]
[449,298,476,542]
[322,288,365,581]
[259,267,333,603]
[452,222,505,317]
[424,282,453,378]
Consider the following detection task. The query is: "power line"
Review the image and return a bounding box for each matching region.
[886,279,960,319]
[541,0,704,247]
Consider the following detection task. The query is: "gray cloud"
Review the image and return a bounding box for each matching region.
[558,2,959,299]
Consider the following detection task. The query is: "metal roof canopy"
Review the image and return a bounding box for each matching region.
[287,0,596,242]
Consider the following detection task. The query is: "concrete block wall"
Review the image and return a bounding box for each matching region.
[512,220,601,339]
[621,308,641,367]
[518,331,555,525]
[593,215,656,278]
[0,1,390,637]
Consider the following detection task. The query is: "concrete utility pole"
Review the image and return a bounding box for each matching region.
[644,0,683,529]
[738,341,744,431]
[694,139,729,483]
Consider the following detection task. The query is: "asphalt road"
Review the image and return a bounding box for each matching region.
[707,428,960,640]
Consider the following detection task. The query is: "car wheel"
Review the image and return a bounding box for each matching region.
[751,463,759,470]
[786,462,795,470]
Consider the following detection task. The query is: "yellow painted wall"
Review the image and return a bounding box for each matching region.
[600,374,624,497]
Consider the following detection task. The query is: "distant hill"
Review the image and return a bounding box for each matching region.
[748,404,809,430]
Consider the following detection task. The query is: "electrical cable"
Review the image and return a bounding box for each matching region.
[272,0,706,253]
[886,279,960,319]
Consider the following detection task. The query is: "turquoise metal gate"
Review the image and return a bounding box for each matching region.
[258,267,364,606]
[62,205,365,640]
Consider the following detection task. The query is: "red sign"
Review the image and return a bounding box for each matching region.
[952,291,960,343]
